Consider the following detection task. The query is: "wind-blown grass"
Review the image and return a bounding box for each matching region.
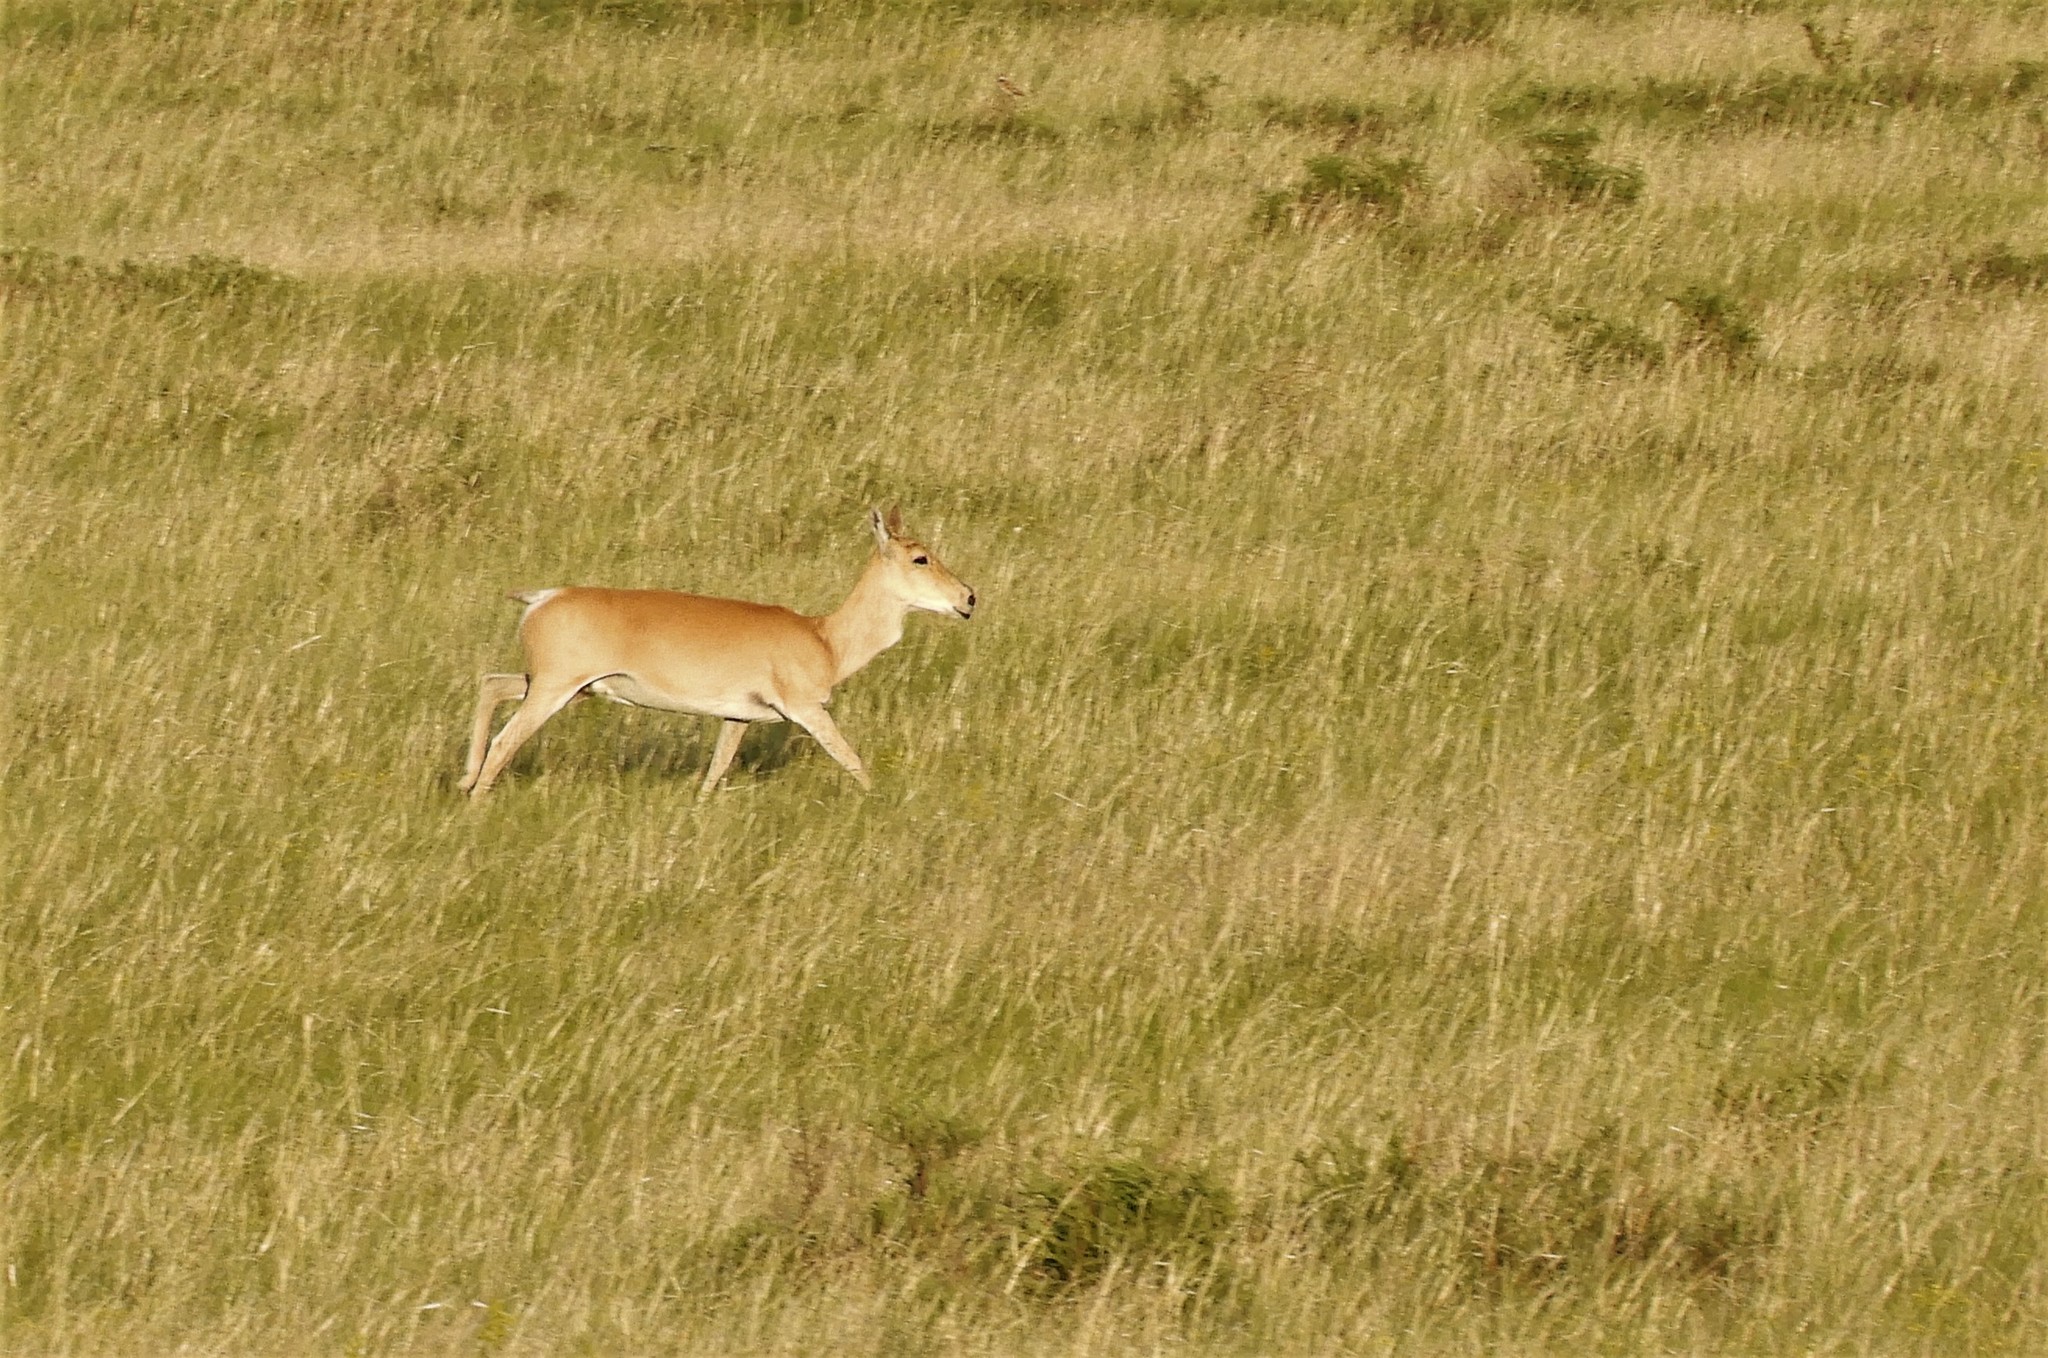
[3,2,2045,1353]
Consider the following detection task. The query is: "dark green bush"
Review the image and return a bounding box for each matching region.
[1020,1158,1236,1291]
[1256,152,1426,229]
[1526,127,1644,205]
[1951,242,2048,292]
[1671,285,1763,363]
[1548,307,1666,369]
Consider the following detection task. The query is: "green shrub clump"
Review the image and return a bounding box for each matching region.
[1670,285,1763,363]
[1548,307,1666,370]
[1951,242,2048,292]
[1256,152,1426,229]
[1525,128,1645,205]
[1021,1158,1236,1293]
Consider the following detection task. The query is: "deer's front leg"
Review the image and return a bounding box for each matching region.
[782,704,871,791]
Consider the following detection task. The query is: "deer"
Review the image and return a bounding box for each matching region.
[459,506,974,798]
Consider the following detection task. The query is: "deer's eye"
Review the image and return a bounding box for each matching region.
[912,555,929,566]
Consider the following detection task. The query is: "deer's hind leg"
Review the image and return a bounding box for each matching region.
[698,719,749,798]
[460,674,528,793]
[467,675,592,797]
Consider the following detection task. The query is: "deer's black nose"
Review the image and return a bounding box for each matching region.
[967,591,977,608]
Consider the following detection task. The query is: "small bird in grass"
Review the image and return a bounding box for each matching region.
[996,74,1028,100]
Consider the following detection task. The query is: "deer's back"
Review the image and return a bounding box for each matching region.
[517,586,836,711]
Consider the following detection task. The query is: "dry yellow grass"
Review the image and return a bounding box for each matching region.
[3,1,2045,1353]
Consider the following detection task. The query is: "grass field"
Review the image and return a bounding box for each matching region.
[3,1,2045,1352]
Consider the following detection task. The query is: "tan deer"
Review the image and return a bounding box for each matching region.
[460,507,974,798]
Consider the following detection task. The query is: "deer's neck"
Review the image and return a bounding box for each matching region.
[817,558,906,684]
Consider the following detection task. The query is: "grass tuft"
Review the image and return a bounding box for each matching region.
[1524,127,1646,204]
[1547,306,1666,369]
[1669,284,1764,363]
[1256,151,1427,228]
[1394,0,1512,48]
[1019,1158,1236,1294]
[1492,58,2047,135]
[1250,93,1395,144]
[1952,241,2048,292]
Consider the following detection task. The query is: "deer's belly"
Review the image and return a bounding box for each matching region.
[586,674,782,722]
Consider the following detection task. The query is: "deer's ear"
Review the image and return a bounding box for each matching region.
[869,506,892,550]
[884,503,905,536]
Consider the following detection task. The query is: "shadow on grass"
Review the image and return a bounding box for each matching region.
[607,716,805,785]
[456,705,809,793]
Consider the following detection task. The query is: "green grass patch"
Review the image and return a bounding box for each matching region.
[3,2,2047,1353]
[1255,151,1427,228]
[1492,59,2047,134]
[1524,127,1645,205]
